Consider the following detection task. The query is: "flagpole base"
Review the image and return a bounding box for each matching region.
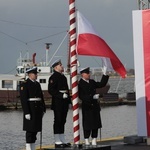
[73,144,83,149]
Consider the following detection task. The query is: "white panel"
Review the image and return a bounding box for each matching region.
[132,10,147,136]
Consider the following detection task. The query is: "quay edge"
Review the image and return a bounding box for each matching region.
[21,136,124,150]
[33,136,150,150]
[0,97,136,111]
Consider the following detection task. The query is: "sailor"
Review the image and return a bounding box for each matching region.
[20,67,46,150]
[78,66,109,146]
[48,60,71,148]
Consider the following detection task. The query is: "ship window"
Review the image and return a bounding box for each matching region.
[20,68,24,73]
[2,80,13,88]
[26,68,30,72]
[39,79,46,83]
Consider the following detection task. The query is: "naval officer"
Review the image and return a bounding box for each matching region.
[20,67,46,150]
[48,60,71,148]
[78,66,109,146]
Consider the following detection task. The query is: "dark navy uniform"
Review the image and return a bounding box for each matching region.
[20,78,46,143]
[79,68,109,139]
[48,70,70,134]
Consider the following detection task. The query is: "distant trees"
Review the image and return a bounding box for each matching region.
[83,68,135,77]
[128,69,135,75]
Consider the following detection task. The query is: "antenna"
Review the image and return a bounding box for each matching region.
[138,0,150,10]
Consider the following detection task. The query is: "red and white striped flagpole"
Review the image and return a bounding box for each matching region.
[69,0,80,145]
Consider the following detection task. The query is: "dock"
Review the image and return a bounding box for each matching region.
[34,136,150,150]
[0,93,136,110]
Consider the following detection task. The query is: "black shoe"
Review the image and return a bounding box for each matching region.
[64,143,71,147]
[55,143,65,148]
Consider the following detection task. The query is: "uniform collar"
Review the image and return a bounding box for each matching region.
[54,70,63,75]
[82,78,89,83]
[29,78,36,82]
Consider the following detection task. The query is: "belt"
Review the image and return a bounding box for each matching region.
[28,98,41,101]
[59,90,67,93]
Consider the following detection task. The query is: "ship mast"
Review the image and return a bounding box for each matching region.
[138,0,150,9]
[45,43,52,66]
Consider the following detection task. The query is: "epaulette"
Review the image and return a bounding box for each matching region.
[23,80,27,83]
[22,80,27,84]
[20,80,27,90]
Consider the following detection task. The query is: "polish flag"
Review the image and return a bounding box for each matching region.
[133,10,150,137]
[76,11,126,78]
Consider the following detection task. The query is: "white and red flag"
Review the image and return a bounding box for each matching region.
[133,10,150,137]
[76,11,126,78]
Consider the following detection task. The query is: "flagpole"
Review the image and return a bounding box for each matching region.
[69,0,80,145]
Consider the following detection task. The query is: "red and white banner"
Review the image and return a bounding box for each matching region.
[133,10,150,136]
[76,11,126,78]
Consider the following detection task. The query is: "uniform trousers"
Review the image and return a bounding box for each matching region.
[26,131,37,143]
[53,109,68,134]
[83,129,98,138]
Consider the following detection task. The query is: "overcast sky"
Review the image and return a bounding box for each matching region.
[0,0,138,74]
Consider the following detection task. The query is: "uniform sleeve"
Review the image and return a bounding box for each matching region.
[38,83,46,113]
[94,75,109,88]
[20,82,30,114]
[78,81,91,106]
[48,76,63,99]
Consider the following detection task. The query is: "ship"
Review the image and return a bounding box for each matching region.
[0,45,110,109]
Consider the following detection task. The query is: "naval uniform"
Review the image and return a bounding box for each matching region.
[20,78,46,143]
[78,75,109,138]
[48,70,71,134]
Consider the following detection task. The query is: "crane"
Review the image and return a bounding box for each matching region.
[138,0,150,9]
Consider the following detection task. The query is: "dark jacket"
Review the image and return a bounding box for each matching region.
[20,78,46,132]
[48,71,71,111]
[78,75,109,130]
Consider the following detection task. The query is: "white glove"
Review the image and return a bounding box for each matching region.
[25,114,31,120]
[102,65,107,75]
[63,93,68,99]
[93,94,100,99]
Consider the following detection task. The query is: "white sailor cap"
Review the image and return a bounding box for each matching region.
[80,67,90,74]
[26,67,39,74]
[51,59,62,68]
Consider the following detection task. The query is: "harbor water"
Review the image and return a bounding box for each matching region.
[94,76,135,95]
[0,77,136,150]
[0,106,137,150]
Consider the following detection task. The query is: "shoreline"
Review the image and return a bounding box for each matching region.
[0,98,136,111]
